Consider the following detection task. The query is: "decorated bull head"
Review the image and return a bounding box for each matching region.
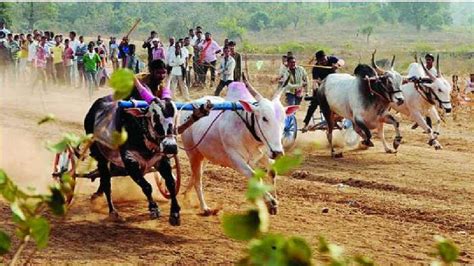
[371,50,405,105]
[236,79,298,159]
[419,55,452,112]
[128,84,178,156]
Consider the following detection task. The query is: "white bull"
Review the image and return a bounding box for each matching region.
[390,56,452,149]
[180,81,298,215]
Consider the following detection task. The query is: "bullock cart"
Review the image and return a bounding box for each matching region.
[51,100,298,204]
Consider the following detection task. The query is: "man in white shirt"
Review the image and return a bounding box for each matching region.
[0,19,10,36]
[168,42,190,101]
[197,32,221,85]
[214,46,235,96]
[166,36,175,74]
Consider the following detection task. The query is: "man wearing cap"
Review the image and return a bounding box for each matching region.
[302,50,344,132]
[197,32,221,86]
[143,31,158,64]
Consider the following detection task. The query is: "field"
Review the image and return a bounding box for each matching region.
[1,56,473,264]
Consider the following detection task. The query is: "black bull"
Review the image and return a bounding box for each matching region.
[84,96,181,226]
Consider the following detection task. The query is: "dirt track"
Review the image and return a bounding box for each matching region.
[1,82,473,264]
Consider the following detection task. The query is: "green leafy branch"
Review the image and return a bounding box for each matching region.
[0,170,73,265]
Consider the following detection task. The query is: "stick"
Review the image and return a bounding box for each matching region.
[125,18,141,39]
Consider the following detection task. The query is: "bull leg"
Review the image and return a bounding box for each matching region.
[428,106,441,136]
[120,151,161,220]
[189,154,212,215]
[382,113,402,150]
[411,110,442,150]
[355,117,374,147]
[96,160,121,221]
[228,153,278,215]
[157,158,181,226]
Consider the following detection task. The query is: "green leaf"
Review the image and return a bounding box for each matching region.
[434,235,459,263]
[247,234,287,265]
[354,255,375,266]
[272,151,303,175]
[10,201,26,221]
[46,139,69,153]
[318,236,330,253]
[284,236,312,265]
[111,128,128,148]
[0,169,6,185]
[0,230,11,255]
[109,68,135,100]
[37,113,56,125]
[222,210,261,241]
[47,187,66,216]
[28,217,50,249]
[246,174,272,202]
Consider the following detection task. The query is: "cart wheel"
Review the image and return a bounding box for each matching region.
[52,147,77,205]
[154,155,181,199]
[282,114,298,150]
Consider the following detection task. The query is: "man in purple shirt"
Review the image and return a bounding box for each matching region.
[197,32,221,86]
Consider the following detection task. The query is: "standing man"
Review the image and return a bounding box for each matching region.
[51,35,65,84]
[168,42,190,100]
[83,42,102,98]
[151,39,166,61]
[0,18,10,36]
[188,29,196,46]
[75,36,88,88]
[109,36,119,71]
[192,30,204,86]
[166,36,176,74]
[118,36,130,68]
[214,46,235,96]
[183,37,194,87]
[280,56,308,106]
[227,41,242,82]
[142,31,158,64]
[302,50,344,132]
[197,32,221,86]
[63,39,75,86]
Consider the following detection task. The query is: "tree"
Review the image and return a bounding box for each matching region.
[360,25,374,44]
[248,11,271,31]
[218,17,246,42]
[392,2,452,32]
[0,3,13,27]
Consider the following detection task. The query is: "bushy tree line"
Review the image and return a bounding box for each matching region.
[1,2,463,38]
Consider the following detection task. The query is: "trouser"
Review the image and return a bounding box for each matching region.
[34,67,47,91]
[214,80,233,96]
[77,61,86,86]
[200,60,216,84]
[65,65,73,85]
[71,59,78,85]
[85,70,98,98]
[111,58,119,71]
[285,93,302,106]
[54,63,65,84]
[46,58,55,83]
[170,74,190,100]
[303,96,319,125]
[19,58,27,76]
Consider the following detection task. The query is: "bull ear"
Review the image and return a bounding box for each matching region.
[239,100,255,113]
[125,108,147,117]
[285,105,299,116]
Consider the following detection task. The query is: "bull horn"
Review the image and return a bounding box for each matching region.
[436,54,441,77]
[390,55,396,68]
[371,49,385,75]
[272,83,285,101]
[243,73,263,101]
[419,58,436,81]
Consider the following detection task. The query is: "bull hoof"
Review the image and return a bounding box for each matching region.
[149,207,161,220]
[393,136,402,150]
[169,212,181,226]
[269,206,278,215]
[90,192,103,201]
[202,209,219,216]
[385,148,396,154]
[434,144,443,150]
[332,152,343,158]
[108,211,125,223]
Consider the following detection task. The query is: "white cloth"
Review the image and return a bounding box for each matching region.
[168,52,185,76]
[27,41,38,62]
[219,56,236,82]
[70,39,80,59]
